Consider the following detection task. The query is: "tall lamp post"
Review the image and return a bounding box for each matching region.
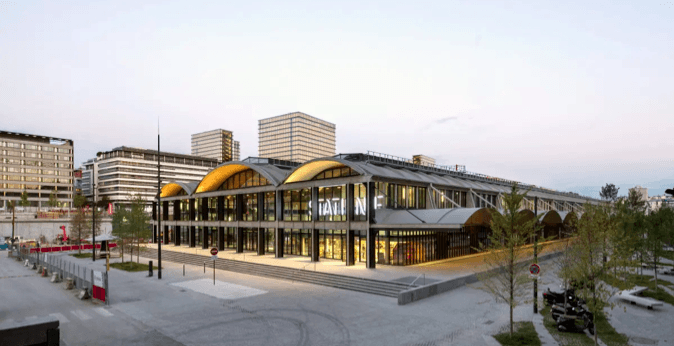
[92,166,96,262]
[533,196,538,314]
[157,128,162,279]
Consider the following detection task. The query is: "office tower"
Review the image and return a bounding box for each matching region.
[191,129,234,162]
[258,112,336,162]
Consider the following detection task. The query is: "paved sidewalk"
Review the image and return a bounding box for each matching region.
[532,311,558,346]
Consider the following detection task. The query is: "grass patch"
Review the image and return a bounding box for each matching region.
[642,287,674,306]
[540,305,594,345]
[594,310,629,346]
[493,321,541,346]
[109,262,158,272]
[70,253,93,259]
[602,273,673,290]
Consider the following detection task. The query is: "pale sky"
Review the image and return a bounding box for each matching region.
[1,1,673,198]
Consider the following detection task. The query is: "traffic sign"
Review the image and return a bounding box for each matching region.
[211,255,217,260]
[529,263,540,276]
[210,247,218,256]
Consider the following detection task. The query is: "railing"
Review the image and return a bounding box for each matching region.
[18,250,109,304]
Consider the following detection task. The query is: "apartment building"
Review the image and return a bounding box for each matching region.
[0,131,74,209]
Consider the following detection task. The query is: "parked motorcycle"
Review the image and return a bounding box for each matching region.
[543,287,581,306]
[551,303,595,335]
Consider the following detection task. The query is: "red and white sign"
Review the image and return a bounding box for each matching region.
[210,247,218,256]
[93,271,105,302]
[529,263,541,276]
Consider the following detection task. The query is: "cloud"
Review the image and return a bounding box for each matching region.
[435,116,459,124]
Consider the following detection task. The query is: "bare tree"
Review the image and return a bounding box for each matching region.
[477,183,542,337]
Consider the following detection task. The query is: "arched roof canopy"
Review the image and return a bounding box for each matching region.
[160,181,198,198]
[374,207,492,227]
[284,158,366,184]
[537,210,563,225]
[195,162,287,194]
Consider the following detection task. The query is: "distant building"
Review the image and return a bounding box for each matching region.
[633,185,648,203]
[0,130,74,209]
[258,112,336,163]
[191,129,235,163]
[82,147,218,208]
[647,194,674,213]
[413,155,435,167]
[233,140,240,161]
[73,168,83,196]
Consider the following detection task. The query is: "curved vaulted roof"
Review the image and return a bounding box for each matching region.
[284,158,368,184]
[374,207,493,227]
[536,210,563,224]
[160,181,199,198]
[195,161,290,193]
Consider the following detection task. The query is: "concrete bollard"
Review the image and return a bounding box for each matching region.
[50,273,61,283]
[36,265,43,273]
[41,267,49,277]
[31,262,37,270]
[24,259,30,267]
[148,260,153,277]
[65,278,74,290]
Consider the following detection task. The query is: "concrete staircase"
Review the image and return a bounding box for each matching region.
[144,249,412,298]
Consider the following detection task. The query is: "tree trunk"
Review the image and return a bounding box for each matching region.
[593,289,598,346]
[654,256,658,291]
[509,254,514,337]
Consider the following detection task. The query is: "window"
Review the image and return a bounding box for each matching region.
[264,192,276,221]
[220,169,269,190]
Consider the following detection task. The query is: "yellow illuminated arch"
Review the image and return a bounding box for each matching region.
[284,159,362,184]
[195,164,251,193]
[160,183,188,198]
[464,208,493,226]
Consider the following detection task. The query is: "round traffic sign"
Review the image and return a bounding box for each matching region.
[210,247,218,256]
[529,263,540,275]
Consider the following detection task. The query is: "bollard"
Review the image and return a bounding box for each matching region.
[41,267,49,277]
[51,272,61,283]
[183,264,185,276]
[148,260,153,277]
[65,277,74,290]
[204,262,206,273]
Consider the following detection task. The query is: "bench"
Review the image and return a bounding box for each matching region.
[0,315,60,346]
[617,286,664,310]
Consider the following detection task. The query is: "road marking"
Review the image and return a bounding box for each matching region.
[94,307,113,317]
[49,313,70,324]
[71,310,91,321]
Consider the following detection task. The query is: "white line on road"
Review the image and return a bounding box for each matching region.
[71,310,91,321]
[94,307,113,317]
[49,313,70,324]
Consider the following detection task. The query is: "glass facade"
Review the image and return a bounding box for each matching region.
[283,189,311,221]
[219,169,269,190]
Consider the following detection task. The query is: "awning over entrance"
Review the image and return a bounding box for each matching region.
[373,207,492,229]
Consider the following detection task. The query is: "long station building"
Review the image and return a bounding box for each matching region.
[153,152,598,268]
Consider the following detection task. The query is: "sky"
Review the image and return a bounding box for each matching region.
[1,0,673,199]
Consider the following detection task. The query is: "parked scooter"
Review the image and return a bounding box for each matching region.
[551,303,595,335]
[543,287,582,306]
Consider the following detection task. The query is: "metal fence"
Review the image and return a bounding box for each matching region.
[18,249,109,305]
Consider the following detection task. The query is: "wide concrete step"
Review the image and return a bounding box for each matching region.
[144,249,409,297]
[150,253,405,297]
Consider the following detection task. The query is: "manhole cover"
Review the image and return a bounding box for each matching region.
[179,289,186,292]
[483,320,494,325]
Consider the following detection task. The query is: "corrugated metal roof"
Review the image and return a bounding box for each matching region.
[375,207,490,226]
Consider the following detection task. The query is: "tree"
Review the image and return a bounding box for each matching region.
[73,195,87,209]
[568,203,618,346]
[599,183,619,202]
[19,190,30,208]
[111,206,131,263]
[7,200,16,247]
[643,206,674,290]
[47,190,59,209]
[127,194,151,263]
[625,187,646,212]
[70,208,91,255]
[476,184,542,337]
